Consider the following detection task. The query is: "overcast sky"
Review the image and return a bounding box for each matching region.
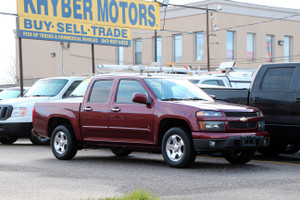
[0,0,300,84]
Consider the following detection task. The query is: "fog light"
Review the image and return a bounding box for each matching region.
[209,141,216,148]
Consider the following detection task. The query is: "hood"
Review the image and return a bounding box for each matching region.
[171,100,257,113]
[0,97,51,107]
[52,97,83,103]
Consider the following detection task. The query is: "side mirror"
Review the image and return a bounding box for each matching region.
[132,93,152,105]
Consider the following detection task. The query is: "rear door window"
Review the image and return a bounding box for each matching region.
[261,67,295,91]
[88,80,113,103]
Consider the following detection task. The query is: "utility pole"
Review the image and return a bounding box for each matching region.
[91,44,95,74]
[206,8,211,71]
[161,3,217,72]
[154,0,157,62]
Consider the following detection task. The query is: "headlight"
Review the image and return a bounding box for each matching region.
[197,111,222,117]
[11,107,27,117]
[257,111,264,117]
[199,121,225,132]
[258,121,265,131]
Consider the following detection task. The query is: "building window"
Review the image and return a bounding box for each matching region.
[195,32,204,61]
[284,36,292,62]
[226,31,235,60]
[153,37,162,62]
[266,35,274,62]
[117,46,124,65]
[134,39,142,65]
[247,33,255,61]
[173,34,182,62]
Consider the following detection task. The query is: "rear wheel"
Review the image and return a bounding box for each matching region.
[224,149,255,164]
[284,144,300,154]
[0,137,18,144]
[51,125,77,160]
[161,127,196,168]
[111,148,132,157]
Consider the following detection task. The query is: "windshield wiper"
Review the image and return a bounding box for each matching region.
[69,94,83,97]
[26,95,50,97]
[162,98,185,101]
[184,97,206,101]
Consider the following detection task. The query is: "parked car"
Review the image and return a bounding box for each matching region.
[185,75,232,87]
[32,75,269,168]
[201,63,300,156]
[0,87,30,100]
[0,77,85,145]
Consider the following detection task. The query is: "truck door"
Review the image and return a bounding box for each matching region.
[292,67,300,127]
[80,79,114,141]
[250,66,296,126]
[109,79,155,144]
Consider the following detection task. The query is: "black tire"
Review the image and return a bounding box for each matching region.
[0,137,18,144]
[30,133,50,145]
[161,127,196,168]
[51,125,78,160]
[257,140,288,157]
[284,144,300,154]
[224,149,255,164]
[111,148,132,157]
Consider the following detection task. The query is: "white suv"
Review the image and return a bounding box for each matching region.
[0,77,85,145]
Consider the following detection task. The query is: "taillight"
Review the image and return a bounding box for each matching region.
[32,107,35,126]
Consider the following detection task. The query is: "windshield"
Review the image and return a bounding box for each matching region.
[25,79,68,97]
[144,78,213,101]
[69,78,91,97]
[0,89,20,100]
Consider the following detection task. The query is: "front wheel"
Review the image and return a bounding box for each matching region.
[161,127,196,168]
[0,137,18,144]
[51,125,78,160]
[224,149,255,164]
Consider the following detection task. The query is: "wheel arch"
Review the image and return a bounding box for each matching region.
[48,117,76,140]
[157,118,192,146]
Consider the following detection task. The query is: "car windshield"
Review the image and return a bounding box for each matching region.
[25,79,68,97]
[69,78,91,97]
[0,89,20,100]
[144,78,213,101]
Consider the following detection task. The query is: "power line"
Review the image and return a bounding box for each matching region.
[0,12,17,16]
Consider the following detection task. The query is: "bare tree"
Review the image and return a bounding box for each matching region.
[1,55,17,85]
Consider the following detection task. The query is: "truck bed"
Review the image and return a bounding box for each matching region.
[201,87,250,105]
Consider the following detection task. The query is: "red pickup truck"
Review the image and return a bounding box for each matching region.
[32,75,269,168]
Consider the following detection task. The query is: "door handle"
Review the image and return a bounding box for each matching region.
[253,97,261,104]
[84,107,93,111]
[295,98,300,104]
[111,107,121,112]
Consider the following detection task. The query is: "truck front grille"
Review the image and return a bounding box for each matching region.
[228,121,256,129]
[0,105,13,120]
[225,112,257,118]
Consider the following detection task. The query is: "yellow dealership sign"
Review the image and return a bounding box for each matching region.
[17,0,161,46]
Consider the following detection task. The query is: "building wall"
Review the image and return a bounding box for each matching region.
[16,0,300,85]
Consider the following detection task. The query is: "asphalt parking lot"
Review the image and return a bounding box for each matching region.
[0,139,300,200]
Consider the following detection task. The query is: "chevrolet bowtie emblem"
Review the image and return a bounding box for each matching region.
[240,117,248,122]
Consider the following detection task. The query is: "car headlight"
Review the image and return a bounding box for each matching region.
[197,111,222,117]
[257,111,264,117]
[258,121,265,131]
[11,107,27,117]
[199,121,225,132]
